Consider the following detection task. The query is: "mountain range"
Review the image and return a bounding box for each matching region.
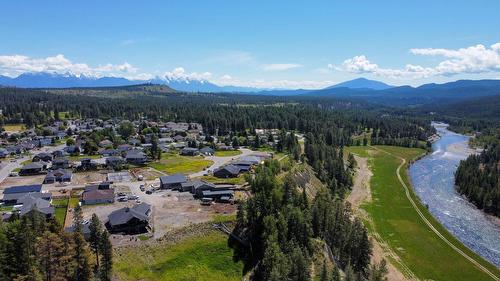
[1,72,499,107]
[0,72,394,93]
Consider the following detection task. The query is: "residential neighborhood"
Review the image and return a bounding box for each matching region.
[0,118,277,244]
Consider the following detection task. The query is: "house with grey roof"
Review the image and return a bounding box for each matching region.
[106,203,152,234]
[213,165,241,178]
[160,174,188,190]
[17,194,54,218]
[44,169,72,184]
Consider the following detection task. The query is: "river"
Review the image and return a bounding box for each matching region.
[409,122,500,267]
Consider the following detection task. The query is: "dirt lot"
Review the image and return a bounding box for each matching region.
[130,167,165,180]
[72,171,107,185]
[0,175,45,189]
[81,185,237,247]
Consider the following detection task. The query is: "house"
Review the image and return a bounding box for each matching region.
[84,182,111,191]
[182,180,217,197]
[0,148,8,158]
[180,147,199,156]
[200,147,215,156]
[79,158,98,170]
[213,165,241,178]
[17,194,54,218]
[201,190,234,202]
[19,162,46,175]
[171,143,186,149]
[160,174,188,189]
[82,188,114,205]
[106,203,152,234]
[117,144,133,152]
[106,156,126,169]
[99,139,113,148]
[6,145,23,155]
[125,150,148,165]
[52,150,66,158]
[2,190,51,206]
[64,145,80,155]
[238,156,262,165]
[52,157,70,169]
[218,145,234,151]
[43,169,72,184]
[33,152,53,162]
[99,148,120,156]
[1,185,43,204]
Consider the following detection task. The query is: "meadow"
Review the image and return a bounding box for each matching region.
[114,229,243,281]
[149,153,213,174]
[347,145,500,281]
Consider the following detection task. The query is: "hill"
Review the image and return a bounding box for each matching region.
[326,78,393,90]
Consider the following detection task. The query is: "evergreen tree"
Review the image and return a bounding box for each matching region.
[99,231,113,281]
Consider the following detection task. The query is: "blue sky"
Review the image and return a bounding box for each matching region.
[1,0,499,88]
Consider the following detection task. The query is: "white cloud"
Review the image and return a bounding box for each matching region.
[161,67,212,81]
[261,63,302,71]
[212,74,332,89]
[0,54,142,78]
[339,43,500,79]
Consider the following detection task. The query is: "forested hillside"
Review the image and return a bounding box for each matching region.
[0,86,434,148]
[455,130,500,217]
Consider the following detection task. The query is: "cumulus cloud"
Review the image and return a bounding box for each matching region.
[213,74,332,89]
[161,67,212,81]
[261,63,302,71]
[339,43,500,79]
[0,54,142,78]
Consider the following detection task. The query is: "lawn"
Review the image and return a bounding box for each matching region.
[114,230,243,281]
[2,123,25,132]
[200,175,247,185]
[68,154,101,161]
[149,153,213,175]
[347,145,500,281]
[214,150,242,157]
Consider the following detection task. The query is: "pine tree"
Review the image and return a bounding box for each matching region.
[89,214,102,271]
[99,231,113,281]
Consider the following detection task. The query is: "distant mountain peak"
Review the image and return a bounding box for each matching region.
[327,78,393,90]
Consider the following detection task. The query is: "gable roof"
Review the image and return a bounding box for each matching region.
[82,189,114,201]
[107,203,151,226]
[215,164,241,175]
[160,173,188,185]
[21,162,45,170]
[18,194,54,216]
[3,184,42,194]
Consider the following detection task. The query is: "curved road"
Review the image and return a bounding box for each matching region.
[372,146,499,281]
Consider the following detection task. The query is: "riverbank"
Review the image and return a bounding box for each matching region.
[410,124,500,268]
[347,145,500,281]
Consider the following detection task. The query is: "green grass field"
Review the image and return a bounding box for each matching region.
[149,153,213,174]
[346,145,500,281]
[214,150,242,157]
[2,123,25,132]
[114,230,243,281]
[200,175,247,185]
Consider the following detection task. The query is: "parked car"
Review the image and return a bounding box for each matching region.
[9,172,19,177]
[139,185,145,191]
[146,190,153,195]
[137,175,144,181]
[117,192,126,197]
[117,196,128,202]
[127,195,139,200]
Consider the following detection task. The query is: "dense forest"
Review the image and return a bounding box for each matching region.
[231,160,388,281]
[0,207,112,281]
[455,130,500,217]
[0,86,434,148]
